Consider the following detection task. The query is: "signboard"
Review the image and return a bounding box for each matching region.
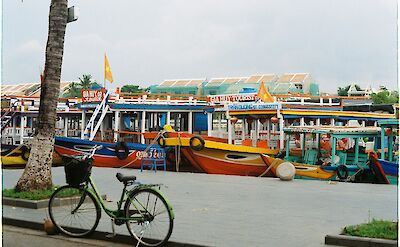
[207,93,257,103]
[228,103,281,111]
[81,89,105,103]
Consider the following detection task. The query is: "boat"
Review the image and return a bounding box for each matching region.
[160,135,279,177]
[160,134,339,179]
[54,136,163,169]
[283,123,398,184]
[1,144,63,168]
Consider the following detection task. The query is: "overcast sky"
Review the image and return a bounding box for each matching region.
[2,0,398,93]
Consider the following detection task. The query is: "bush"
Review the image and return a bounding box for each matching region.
[342,219,398,240]
[3,186,78,200]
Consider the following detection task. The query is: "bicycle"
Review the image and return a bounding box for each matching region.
[48,145,174,247]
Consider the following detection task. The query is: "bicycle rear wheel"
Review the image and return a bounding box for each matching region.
[125,188,173,247]
[48,185,101,237]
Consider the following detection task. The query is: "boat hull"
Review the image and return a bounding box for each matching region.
[184,147,275,177]
[1,144,63,168]
[54,137,162,169]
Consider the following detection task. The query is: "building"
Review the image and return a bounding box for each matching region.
[148,73,319,96]
[1,82,72,97]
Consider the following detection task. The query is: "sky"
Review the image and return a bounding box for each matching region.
[2,0,398,93]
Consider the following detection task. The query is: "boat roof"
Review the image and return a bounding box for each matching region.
[378,119,400,128]
[283,125,381,137]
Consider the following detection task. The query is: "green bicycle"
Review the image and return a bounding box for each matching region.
[48,146,174,247]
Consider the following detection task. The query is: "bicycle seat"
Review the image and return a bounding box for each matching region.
[116,173,136,183]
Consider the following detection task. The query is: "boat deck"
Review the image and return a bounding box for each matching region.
[2,167,398,247]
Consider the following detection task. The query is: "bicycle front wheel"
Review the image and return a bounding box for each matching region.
[48,185,101,237]
[125,188,174,247]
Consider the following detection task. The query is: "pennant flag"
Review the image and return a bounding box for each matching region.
[257,81,274,103]
[104,54,114,83]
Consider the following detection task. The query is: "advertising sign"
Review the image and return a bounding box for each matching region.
[81,89,105,103]
[228,103,281,111]
[207,93,257,103]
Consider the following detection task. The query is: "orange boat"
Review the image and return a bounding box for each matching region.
[161,135,337,180]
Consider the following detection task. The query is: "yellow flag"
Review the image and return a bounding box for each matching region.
[257,81,274,103]
[104,54,113,83]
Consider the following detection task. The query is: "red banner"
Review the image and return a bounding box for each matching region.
[81,89,105,102]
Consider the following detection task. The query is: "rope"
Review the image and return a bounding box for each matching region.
[258,154,280,177]
[175,132,182,172]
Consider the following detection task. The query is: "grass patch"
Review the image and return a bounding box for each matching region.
[342,219,398,240]
[2,186,80,200]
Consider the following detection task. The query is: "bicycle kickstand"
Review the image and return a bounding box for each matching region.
[106,218,116,238]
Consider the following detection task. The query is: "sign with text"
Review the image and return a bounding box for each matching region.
[81,89,105,103]
[228,103,281,111]
[207,93,257,103]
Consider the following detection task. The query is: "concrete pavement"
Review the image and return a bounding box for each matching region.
[3,225,133,247]
[2,167,398,246]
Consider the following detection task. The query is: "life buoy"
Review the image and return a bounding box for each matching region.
[20,145,30,161]
[157,134,167,148]
[189,136,205,151]
[336,165,348,180]
[115,142,129,160]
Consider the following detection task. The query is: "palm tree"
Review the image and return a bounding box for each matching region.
[79,74,93,90]
[16,0,68,191]
[64,81,80,97]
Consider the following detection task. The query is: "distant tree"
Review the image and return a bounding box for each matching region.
[64,81,80,98]
[63,74,101,98]
[121,85,144,93]
[79,74,93,89]
[337,84,361,96]
[371,90,399,104]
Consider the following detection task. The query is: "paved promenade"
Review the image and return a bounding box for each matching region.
[2,167,398,247]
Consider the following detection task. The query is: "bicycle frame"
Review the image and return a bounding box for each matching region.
[82,176,175,222]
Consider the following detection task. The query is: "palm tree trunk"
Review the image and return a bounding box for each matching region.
[15,0,68,192]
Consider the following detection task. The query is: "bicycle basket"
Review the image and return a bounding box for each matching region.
[64,157,92,187]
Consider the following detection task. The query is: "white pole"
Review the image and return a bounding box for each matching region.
[188,111,193,134]
[19,115,25,144]
[278,109,284,150]
[266,119,270,141]
[166,111,171,125]
[12,117,16,145]
[218,113,222,138]
[114,110,120,142]
[81,110,86,139]
[140,111,146,144]
[64,116,69,137]
[300,117,305,149]
[227,114,232,144]
[207,113,212,137]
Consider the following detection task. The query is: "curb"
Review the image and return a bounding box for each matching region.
[325,234,398,247]
[3,217,207,247]
[3,195,107,209]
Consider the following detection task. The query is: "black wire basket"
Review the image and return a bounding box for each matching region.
[63,156,93,187]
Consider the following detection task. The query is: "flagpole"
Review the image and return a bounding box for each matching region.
[103,53,106,90]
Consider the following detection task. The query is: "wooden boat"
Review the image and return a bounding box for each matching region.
[1,144,63,168]
[54,136,163,168]
[162,135,338,179]
[161,136,279,177]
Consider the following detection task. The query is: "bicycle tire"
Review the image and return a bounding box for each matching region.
[124,188,174,247]
[48,185,101,237]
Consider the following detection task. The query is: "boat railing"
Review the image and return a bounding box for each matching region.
[115,95,208,106]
